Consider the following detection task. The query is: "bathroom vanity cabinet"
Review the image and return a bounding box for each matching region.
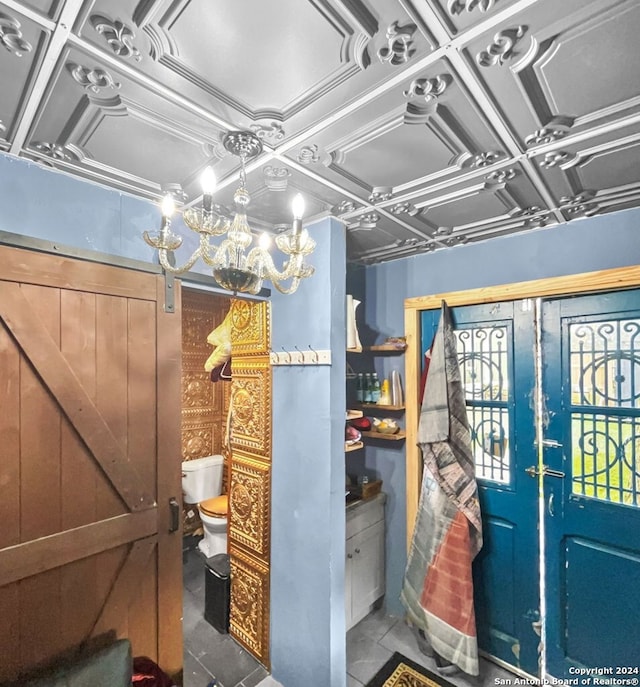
[345,493,386,630]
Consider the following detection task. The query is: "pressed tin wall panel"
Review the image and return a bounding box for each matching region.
[228,299,272,667]
[229,450,271,560]
[181,290,231,462]
[229,356,272,459]
[229,544,271,665]
[229,299,270,357]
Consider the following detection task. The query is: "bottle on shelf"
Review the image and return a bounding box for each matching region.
[363,373,372,403]
[379,378,391,405]
[371,373,381,404]
[356,373,365,402]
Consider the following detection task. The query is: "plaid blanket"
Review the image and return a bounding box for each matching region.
[401,302,482,675]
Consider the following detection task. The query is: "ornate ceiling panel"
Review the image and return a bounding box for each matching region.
[0,0,638,263]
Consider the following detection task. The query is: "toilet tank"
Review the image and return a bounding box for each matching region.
[181,455,224,504]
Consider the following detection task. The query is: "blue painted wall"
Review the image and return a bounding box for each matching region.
[0,152,348,685]
[350,209,640,617]
[4,150,640,683]
[270,217,347,687]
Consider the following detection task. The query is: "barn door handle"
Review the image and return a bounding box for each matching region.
[169,497,180,533]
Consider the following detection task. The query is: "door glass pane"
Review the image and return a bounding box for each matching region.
[569,319,640,506]
[455,326,510,484]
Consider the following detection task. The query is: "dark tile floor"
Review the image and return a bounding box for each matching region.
[347,609,517,687]
[183,539,517,687]
[182,543,269,687]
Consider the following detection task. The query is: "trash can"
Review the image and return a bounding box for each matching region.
[204,553,231,634]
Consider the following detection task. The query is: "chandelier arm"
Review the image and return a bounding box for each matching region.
[246,246,311,290]
[271,277,302,295]
[157,246,202,273]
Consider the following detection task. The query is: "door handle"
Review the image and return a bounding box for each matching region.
[169,497,180,533]
[525,465,565,479]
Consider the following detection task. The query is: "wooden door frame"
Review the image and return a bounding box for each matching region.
[404,264,640,550]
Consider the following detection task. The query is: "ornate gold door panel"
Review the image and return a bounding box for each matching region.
[228,299,272,667]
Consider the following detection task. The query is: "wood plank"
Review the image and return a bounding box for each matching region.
[0,281,154,511]
[0,244,156,300]
[19,569,64,673]
[404,264,640,311]
[0,510,157,587]
[404,305,421,551]
[0,584,20,682]
[0,320,20,550]
[59,290,99,652]
[127,549,158,662]
[96,294,129,519]
[19,284,62,542]
[127,299,157,495]
[89,536,157,641]
[156,277,184,679]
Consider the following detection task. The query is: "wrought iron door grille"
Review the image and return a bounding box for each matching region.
[455,325,511,484]
[569,319,640,506]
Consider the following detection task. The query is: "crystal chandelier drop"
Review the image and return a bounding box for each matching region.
[143,130,316,295]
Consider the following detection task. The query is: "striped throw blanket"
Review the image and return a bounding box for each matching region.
[401,301,482,675]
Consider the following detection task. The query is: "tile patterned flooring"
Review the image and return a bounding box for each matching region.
[183,544,516,687]
[182,546,269,687]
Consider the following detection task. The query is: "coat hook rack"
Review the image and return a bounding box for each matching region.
[270,346,332,366]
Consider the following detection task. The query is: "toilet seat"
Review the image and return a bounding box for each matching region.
[200,495,228,518]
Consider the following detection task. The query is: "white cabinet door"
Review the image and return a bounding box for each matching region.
[347,519,385,628]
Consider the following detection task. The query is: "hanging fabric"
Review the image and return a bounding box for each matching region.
[401,301,483,676]
[205,309,233,382]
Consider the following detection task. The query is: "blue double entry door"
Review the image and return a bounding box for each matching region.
[421,290,640,678]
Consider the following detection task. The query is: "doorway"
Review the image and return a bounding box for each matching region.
[406,272,640,678]
[180,287,273,683]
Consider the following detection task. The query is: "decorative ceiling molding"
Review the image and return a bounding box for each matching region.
[525,115,574,147]
[66,62,122,94]
[297,144,321,164]
[403,74,451,103]
[476,26,526,68]
[251,122,286,144]
[32,141,82,162]
[0,11,32,57]
[2,0,639,261]
[448,0,496,16]
[538,151,571,168]
[377,21,417,66]
[349,210,380,230]
[369,187,393,203]
[91,14,142,61]
[263,165,291,191]
[484,168,517,182]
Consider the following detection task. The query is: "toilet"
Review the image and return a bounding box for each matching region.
[181,455,228,558]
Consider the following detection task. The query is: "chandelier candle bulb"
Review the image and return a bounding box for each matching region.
[161,194,175,219]
[200,166,216,213]
[292,193,305,235]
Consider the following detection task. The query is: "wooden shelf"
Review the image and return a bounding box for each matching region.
[357,403,405,411]
[361,431,406,441]
[345,441,364,452]
[363,344,407,353]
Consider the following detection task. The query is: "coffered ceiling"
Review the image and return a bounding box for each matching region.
[1,0,639,263]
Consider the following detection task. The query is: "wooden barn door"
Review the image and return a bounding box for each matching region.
[0,245,182,683]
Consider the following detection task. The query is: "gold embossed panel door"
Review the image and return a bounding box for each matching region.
[228,299,272,667]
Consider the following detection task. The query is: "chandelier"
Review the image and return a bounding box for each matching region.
[143,130,316,295]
